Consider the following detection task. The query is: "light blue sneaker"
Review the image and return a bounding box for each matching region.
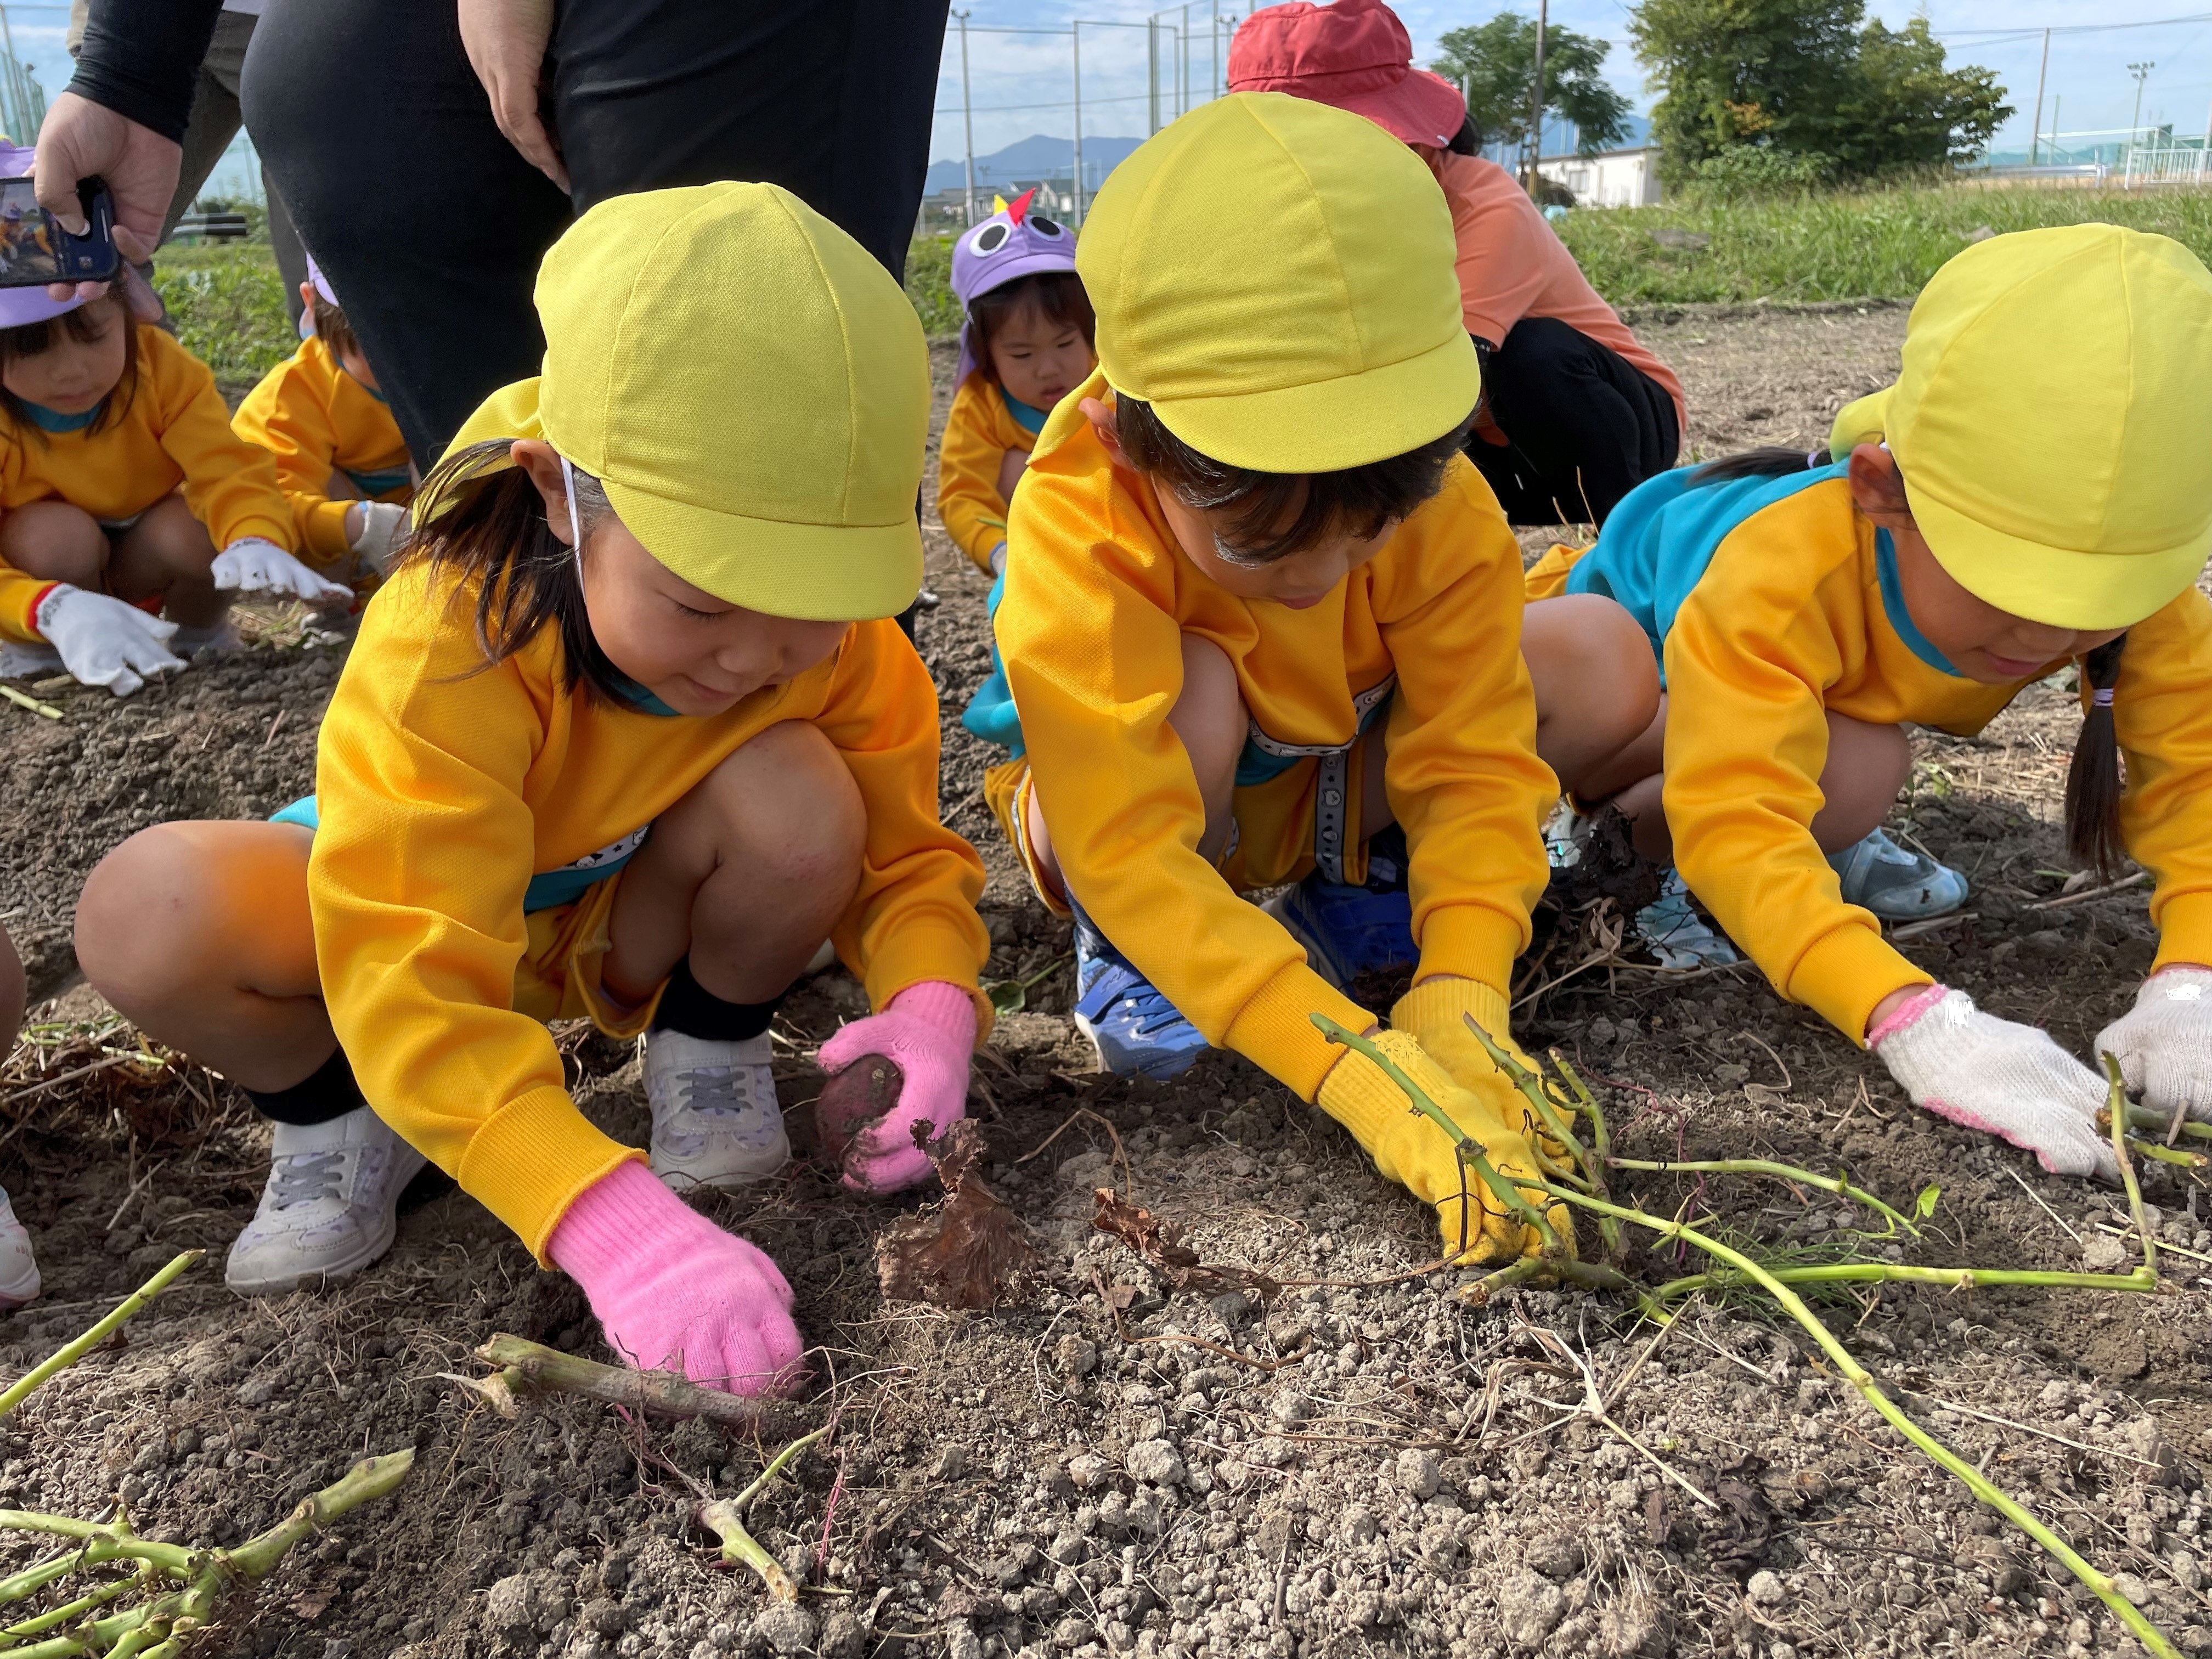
[1634,870,1740,970]
[1071,906,1211,1079]
[1262,826,1418,991]
[1829,828,1968,922]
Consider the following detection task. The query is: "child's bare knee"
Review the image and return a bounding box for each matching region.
[1527,595,1660,730]
[77,826,216,1001]
[134,494,218,574]
[708,721,866,896]
[0,500,105,584]
[1171,633,1247,786]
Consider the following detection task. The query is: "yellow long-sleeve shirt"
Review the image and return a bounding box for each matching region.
[997,373,1555,1101]
[233,334,413,570]
[1634,477,2212,1040]
[0,324,296,642]
[309,559,992,1261]
[936,374,1037,574]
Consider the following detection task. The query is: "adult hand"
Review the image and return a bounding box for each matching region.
[1870,984,2117,1181]
[816,981,979,1195]
[31,92,171,317]
[2094,966,2212,1125]
[549,1161,803,1395]
[33,584,183,697]
[459,0,570,193]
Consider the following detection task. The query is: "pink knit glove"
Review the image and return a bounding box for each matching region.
[815,981,979,1195]
[548,1161,802,1395]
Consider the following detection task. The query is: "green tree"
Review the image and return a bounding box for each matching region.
[1629,0,2008,185]
[1432,13,1631,156]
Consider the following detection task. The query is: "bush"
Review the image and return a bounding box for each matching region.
[151,245,295,388]
[1687,146,1833,200]
[904,235,961,337]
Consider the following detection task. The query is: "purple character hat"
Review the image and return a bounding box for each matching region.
[0,146,86,331]
[951,188,1075,385]
[306,252,338,306]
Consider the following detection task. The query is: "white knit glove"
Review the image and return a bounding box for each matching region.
[33,584,183,697]
[1870,984,2117,1182]
[2095,967,2212,1125]
[210,537,352,606]
[988,540,1008,579]
[347,500,409,575]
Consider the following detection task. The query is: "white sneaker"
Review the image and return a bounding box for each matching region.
[0,1189,40,1310]
[645,1030,790,1190]
[225,1105,426,1295]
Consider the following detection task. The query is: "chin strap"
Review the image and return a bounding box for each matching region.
[559,453,584,575]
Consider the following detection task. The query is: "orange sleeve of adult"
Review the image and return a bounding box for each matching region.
[1441,160,1553,347]
[147,330,296,551]
[1661,550,1931,1041]
[233,352,354,568]
[809,617,995,1026]
[1380,469,1555,997]
[937,377,1014,574]
[2107,589,2212,974]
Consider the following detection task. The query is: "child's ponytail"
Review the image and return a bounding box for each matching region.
[1687,446,1830,489]
[2063,635,2129,879]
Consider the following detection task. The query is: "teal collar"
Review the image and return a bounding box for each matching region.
[998,384,1048,436]
[1875,528,1960,678]
[21,399,100,433]
[613,676,681,717]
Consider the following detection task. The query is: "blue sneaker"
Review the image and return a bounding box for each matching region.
[1071,907,1211,1079]
[1262,828,1418,991]
[1829,828,1968,922]
[1634,870,1739,970]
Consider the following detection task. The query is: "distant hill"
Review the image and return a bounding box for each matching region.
[924,133,1146,196]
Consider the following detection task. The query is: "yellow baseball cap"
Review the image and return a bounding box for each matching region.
[448,183,928,621]
[1077,92,1477,473]
[1827,223,2212,631]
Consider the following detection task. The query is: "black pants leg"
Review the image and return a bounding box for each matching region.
[242,0,950,470]
[1464,315,1680,529]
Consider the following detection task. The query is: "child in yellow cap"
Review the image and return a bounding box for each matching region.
[971,94,1655,1266]
[0,149,347,696]
[1527,223,2212,1181]
[75,183,992,1396]
[231,255,416,594]
[938,190,1096,579]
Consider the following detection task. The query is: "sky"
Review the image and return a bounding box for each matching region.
[0,1,2205,201]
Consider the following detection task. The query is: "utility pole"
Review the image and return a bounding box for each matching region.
[2129,61,2154,154]
[1073,21,1086,225]
[1525,0,1548,193]
[1211,0,1220,100]
[957,11,977,228]
[2028,27,2050,166]
[1149,19,1160,135]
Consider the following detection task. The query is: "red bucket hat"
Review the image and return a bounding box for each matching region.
[1227,0,1467,149]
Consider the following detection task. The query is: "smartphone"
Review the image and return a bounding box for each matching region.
[0,174,119,289]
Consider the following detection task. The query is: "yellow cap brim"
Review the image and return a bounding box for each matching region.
[605,476,923,623]
[1911,483,2209,633]
[1128,329,1479,474]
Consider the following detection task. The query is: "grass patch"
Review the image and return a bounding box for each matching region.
[151,244,295,388]
[1556,183,2212,306]
[905,234,961,338]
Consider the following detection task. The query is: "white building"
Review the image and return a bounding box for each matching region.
[1537,144,1662,209]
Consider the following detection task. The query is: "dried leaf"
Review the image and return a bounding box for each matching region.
[1090,1190,1279,1301]
[876,1120,1037,1310]
[1698,1451,1774,1575]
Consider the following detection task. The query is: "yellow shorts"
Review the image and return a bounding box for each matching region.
[510,869,665,1040]
[983,742,1380,917]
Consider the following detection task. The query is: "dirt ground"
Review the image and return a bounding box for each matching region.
[3,304,2209,1659]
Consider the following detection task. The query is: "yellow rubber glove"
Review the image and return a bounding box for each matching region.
[1395,974,1579,1201]
[1314,1028,1572,1265]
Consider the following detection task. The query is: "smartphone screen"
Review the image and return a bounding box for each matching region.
[0,178,63,284]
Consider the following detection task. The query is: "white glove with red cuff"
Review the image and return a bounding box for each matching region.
[211,537,352,606]
[2094,967,2212,1125]
[34,584,183,697]
[1870,984,2117,1181]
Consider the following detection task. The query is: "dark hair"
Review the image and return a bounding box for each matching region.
[967,272,1095,386]
[1686,445,1827,488]
[0,290,138,443]
[1447,115,1481,156]
[310,290,362,364]
[2065,635,2130,879]
[1114,395,1473,563]
[403,437,629,703]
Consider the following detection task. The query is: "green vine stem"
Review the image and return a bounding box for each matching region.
[1548,1052,1621,1257]
[696,1425,834,1601]
[2121,1137,2209,1172]
[2104,1101,2212,1143]
[1646,1261,2158,1301]
[1540,1182,2178,1659]
[0,1252,203,1420]
[2102,1056,2159,1278]
[0,1576,137,1642]
[1311,1015,1564,1259]
[1604,1158,1920,1236]
[1458,1017,1605,1195]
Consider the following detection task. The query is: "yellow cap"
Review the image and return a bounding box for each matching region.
[449,183,928,620]
[1826,224,2212,631]
[1076,92,1478,473]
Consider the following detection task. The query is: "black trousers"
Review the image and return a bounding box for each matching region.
[241,0,950,470]
[1465,315,1680,529]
